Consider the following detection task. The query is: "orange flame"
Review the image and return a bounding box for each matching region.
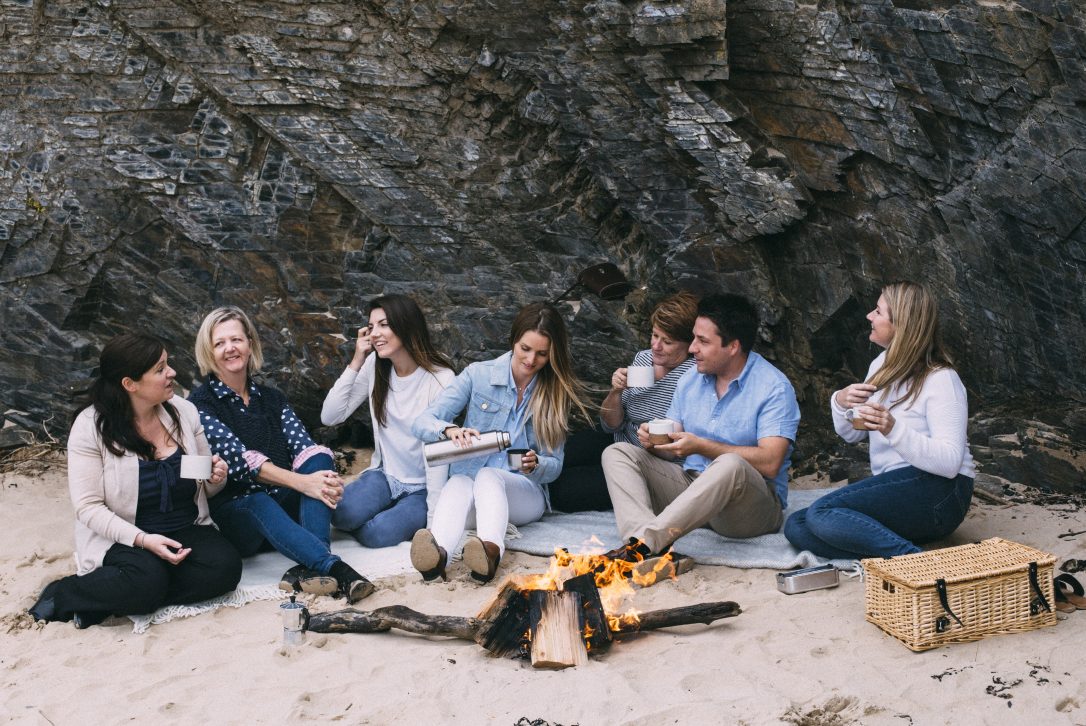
[519,537,681,634]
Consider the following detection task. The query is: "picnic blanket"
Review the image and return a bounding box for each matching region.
[507,487,859,571]
[129,487,854,632]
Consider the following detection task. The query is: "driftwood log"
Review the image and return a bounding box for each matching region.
[307,600,741,646]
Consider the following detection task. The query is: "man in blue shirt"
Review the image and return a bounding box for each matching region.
[602,294,801,561]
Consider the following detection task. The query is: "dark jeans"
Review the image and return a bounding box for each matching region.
[212,453,339,574]
[784,465,974,560]
[45,524,241,620]
[546,429,615,513]
[332,468,426,548]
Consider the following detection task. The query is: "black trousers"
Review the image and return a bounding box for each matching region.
[47,524,242,620]
[547,429,616,513]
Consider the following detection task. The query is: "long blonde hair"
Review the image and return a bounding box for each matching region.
[867,281,954,410]
[508,303,592,452]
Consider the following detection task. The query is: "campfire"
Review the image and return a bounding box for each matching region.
[307,547,741,669]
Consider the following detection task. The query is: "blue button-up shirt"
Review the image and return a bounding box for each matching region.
[666,351,800,506]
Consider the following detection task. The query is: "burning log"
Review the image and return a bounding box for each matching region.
[528,590,588,669]
[561,572,612,653]
[474,577,534,657]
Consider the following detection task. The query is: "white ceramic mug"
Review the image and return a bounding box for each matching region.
[647,418,677,446]
[626,366,654,388]
[180,454,213,480]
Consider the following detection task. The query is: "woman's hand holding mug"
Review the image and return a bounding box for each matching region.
[208,455,228,486]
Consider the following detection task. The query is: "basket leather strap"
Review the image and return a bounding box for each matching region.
[935,578,963,630]
[1028,562,1051,615]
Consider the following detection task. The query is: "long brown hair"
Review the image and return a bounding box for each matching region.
[78,333,184,460]
[508,303,592,452]
[368,294,454,427]
[867,281,954,410]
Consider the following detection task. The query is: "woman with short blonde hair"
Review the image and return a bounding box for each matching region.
[784,281,975,559]
[189,306,375,603]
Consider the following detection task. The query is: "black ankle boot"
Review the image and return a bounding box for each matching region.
[29,580,61,623]
[328,561,375,604]
[72,611,110,629]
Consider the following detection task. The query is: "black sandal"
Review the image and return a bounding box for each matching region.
[1054,573,1086,612]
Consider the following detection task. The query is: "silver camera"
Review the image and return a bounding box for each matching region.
[776,564,840,594]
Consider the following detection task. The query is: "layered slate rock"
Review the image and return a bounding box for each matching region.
[0,0,1083,490]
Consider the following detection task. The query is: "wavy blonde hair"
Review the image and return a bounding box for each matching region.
[508,303,592,452]
[867,281,954,410]
[195,306,264,378]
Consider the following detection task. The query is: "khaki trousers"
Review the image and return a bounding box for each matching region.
[602,443,784,553]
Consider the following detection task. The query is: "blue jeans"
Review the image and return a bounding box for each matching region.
[784,466,974,560]
[212,453,339,574]
[332,469,426,548]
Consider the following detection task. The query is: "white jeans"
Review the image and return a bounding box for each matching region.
[430,467,545,556]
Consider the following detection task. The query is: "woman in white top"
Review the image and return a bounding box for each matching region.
[784,281,975,559]
[321,294,455,548]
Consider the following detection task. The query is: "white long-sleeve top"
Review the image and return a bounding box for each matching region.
[321,353,455,520]
[830,351,976,480]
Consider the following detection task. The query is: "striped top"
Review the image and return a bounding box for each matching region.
[601,349,695,447]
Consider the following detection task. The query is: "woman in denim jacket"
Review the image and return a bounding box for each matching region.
[409,303,591,583]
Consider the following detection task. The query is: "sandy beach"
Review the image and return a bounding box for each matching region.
[2,450,1084,726]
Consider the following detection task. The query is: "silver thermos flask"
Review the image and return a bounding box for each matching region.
[423,430,512,468]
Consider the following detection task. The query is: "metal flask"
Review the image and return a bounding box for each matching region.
[423,430,512,468]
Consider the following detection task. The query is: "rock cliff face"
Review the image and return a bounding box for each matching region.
[1,0,1083,489]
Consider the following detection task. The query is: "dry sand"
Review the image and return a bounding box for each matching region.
[2,452,1084,726]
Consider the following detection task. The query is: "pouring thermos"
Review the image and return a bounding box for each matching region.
[423,430,511,467]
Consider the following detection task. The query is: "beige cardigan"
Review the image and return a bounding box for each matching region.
[67,396,223,575]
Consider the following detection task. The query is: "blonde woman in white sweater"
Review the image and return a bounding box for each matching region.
[321,294,454,547]
[784,281,975,559]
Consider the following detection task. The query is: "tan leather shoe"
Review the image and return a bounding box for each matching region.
[410,529,447,582]
[463,535,501,584]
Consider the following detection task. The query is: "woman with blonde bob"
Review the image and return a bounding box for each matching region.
[189,307,374,603]
[784,281,975,559]
[409,302,591,583]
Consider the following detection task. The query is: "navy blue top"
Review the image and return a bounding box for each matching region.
[135,448,198,534]
[189,375,329,511]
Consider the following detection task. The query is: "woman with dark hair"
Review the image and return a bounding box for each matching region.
[409,303,592,583]
[784,281,975,559]
[29,334,242,628]
[547,291,699,512]
[321,294,455,547]
[189,307,374,603]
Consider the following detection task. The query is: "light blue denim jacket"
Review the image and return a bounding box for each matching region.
[411,351,565,494]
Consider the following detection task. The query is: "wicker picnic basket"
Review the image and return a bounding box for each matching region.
[861,537,1057,652]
